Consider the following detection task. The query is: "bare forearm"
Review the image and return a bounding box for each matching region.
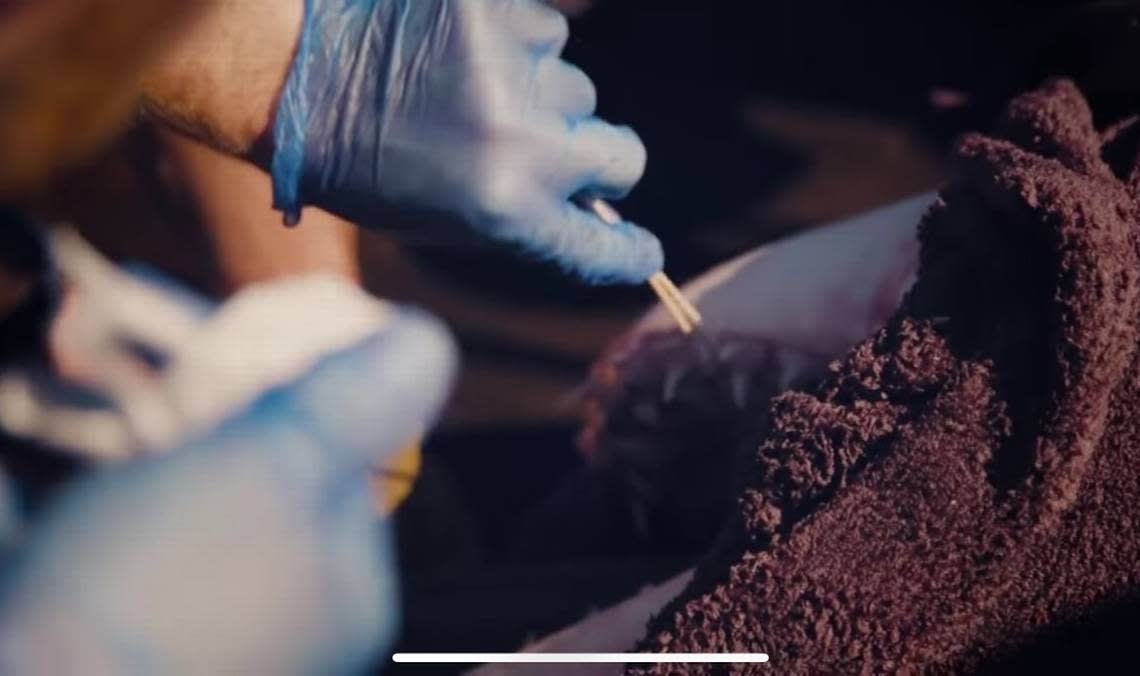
[139,0,302,161]
[157,129,360,292]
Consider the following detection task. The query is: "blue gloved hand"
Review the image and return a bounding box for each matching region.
[272,0,663,284]
[0,281,457,674]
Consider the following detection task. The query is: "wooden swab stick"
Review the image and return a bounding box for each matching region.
[648,273,694,334]
[653,271,702,327]
[581,197,703,335]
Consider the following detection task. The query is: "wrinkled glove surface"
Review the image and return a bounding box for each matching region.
[272,0,662,284]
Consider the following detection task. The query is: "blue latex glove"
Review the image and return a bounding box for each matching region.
[272,0,663,284]
[0,307,456,674]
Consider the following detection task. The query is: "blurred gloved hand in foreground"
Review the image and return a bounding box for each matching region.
[272,0,662,284]
[0,265,457,674]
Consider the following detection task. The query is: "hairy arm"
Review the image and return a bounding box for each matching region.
[139,0,302,161]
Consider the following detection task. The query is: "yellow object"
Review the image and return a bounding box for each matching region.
[371,438,423,515]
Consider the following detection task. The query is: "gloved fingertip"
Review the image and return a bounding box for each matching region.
[584,220,664,285]
[288,307,458,466]
[568,120,648,201]
[614,123,647,151]
[552,210,663,286]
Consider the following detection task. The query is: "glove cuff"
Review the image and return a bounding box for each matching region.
[270,0,385,226]
[270,0,321,226]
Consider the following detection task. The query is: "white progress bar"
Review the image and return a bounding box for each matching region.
[392,653,769,664]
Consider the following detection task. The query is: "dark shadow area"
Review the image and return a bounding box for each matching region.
[976,591,1140,673]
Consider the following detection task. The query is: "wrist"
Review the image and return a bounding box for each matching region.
[139,0,303,162]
